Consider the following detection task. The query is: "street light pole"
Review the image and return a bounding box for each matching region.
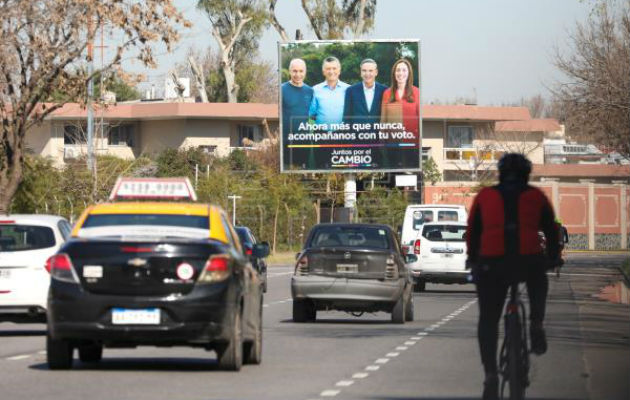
[227,195,242,225]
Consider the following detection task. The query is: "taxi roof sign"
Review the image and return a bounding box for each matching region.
[109,177,198,201]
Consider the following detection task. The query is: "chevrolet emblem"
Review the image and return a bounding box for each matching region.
[127,258,148,267]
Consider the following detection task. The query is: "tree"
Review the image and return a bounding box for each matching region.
[551,1,630,156]
[0,0,190,213]
[197,0,268,103]
[300,0,377,39]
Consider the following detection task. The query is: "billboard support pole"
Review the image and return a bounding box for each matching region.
[344,174,357,222]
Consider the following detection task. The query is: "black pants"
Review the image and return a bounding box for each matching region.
[474,261,548,374]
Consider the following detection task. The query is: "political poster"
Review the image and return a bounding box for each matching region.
[279,40,421,173]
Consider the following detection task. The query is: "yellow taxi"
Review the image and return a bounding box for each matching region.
[46,178,268,371]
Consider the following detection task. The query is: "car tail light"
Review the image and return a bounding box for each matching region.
[46,254,79,283]
[384,256,398,280]
[0,220,15,224]
[121,246,153,253]
[245,247,253,256]
[414,239,421,255]
[295,255,308,276]
[197,254,231,283]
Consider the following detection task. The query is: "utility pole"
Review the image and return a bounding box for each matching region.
[87,24,94,174]
[227,195,242,225]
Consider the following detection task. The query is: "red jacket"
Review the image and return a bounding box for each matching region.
[466,183,559,262]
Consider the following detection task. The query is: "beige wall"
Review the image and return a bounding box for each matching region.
[25,121,55,158]
[138,119,232,157]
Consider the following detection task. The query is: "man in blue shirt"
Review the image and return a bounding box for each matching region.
[343,58,387,128]
[308,56,349,129]
[281,58,313,169]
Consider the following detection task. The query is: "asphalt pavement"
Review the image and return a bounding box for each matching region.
[0,253,628,400]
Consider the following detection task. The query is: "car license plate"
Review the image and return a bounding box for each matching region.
[337,264,358,273]
[112,308,160,325]
[0,269,11,279]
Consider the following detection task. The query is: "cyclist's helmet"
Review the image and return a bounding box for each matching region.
[497,153,532,183]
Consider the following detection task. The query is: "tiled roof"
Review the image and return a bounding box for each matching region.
[532,163,630,178]
[47,102,278,120]
[422,105,531,121]
[46,102,533,122]
[495,119,561,132]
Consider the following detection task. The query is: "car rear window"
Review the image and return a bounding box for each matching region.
[422,225,467,242]
[0,225,56,251]
[309,226,390,249]
[82,214,209,229]
[437,210,459,221]
[412,210,434,229]
[235,228,253,246]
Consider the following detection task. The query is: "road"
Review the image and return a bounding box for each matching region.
[0,253,628,400]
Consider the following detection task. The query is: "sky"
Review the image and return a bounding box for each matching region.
[119,0,597,105]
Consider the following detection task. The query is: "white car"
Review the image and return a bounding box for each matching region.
[399,204,468,253]
[0,215,71,322]
[407,222,470,292]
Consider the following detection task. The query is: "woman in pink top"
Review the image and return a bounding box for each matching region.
[380,58,420,142]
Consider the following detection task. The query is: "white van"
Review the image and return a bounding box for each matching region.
[400,204,468,251]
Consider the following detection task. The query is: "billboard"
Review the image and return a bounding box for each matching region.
[279,40,421,173]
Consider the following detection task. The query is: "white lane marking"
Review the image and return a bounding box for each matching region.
[410,336,422,340]
[375,358,389,364]
[320,390,340,397]
[38,350,47,354]
[353,372,369,379]
[430,324,440,329]
[404,341,416,346]
[417,332,428,336]
[263,304,270,308]
[365,365,380,371]
[335,380,354,387]
[7,355,30,361]
[386,352,400,357]
[396,346,408,350]
[263,298,293,307]
[425,326,435,331]
[267,272,294,277]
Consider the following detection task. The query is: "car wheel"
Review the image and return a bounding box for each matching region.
[405,293,414,322]
[217,310,243,371]
[262,280,267,293]
[47,334,73,370]
[78,343,103,363]
[243,303,262,365]
[293,299,310,323]
[391,295,405,324]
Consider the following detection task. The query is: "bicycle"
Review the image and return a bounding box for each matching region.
[498,280,530,400]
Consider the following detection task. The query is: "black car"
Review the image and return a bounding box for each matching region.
[46,203,264,371]
[235,226,269,292]
[291,223,417,323]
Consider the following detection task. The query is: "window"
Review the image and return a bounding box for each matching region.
[0,225,56,251]
[422,224,467,242]
[447,126,474,148]
[309,226,390,249]
[108,124,134,147]
[82,214,209,229]
[199,145,218,155]
[437,210,459,222]
[237,124,260,146]
[57,220,72,241]
[64,124,87,144]
[412,210,434,230]
[421,147,431,162]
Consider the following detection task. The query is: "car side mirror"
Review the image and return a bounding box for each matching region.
[253,242,270,258]
[405,254,418,263]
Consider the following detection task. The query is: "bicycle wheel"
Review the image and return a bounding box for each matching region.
[506,313,525,400]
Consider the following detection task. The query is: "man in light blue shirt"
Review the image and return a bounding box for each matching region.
[308,56,349,129]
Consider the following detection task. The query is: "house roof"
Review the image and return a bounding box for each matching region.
[495,118,561,132]
[46,102,534,123]
[531,163,630,178]
[422,105,531,121]
[47,102,278,121]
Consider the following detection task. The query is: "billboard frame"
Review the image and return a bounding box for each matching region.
[278,39,423,174]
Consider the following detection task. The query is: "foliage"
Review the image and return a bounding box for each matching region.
[356,186,406,228]
[156,147,211,178]
[48,71,141,103]
[280,41,419,88]
[300,0,377,39]
[197,0,269,103]
[0,0,190,213]
[551,1,630,157]
[422,157,442,185]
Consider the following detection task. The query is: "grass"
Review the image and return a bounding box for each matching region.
[267,251,299,266]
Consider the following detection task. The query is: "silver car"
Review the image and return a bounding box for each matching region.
[291,223,416,324]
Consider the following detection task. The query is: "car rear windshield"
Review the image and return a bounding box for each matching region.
[0,225,56,251]
[82,214,209,229]
[309,226,390,249]
[422,225,467,242]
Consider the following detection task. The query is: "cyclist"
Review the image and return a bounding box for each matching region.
[466,153,561,400]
